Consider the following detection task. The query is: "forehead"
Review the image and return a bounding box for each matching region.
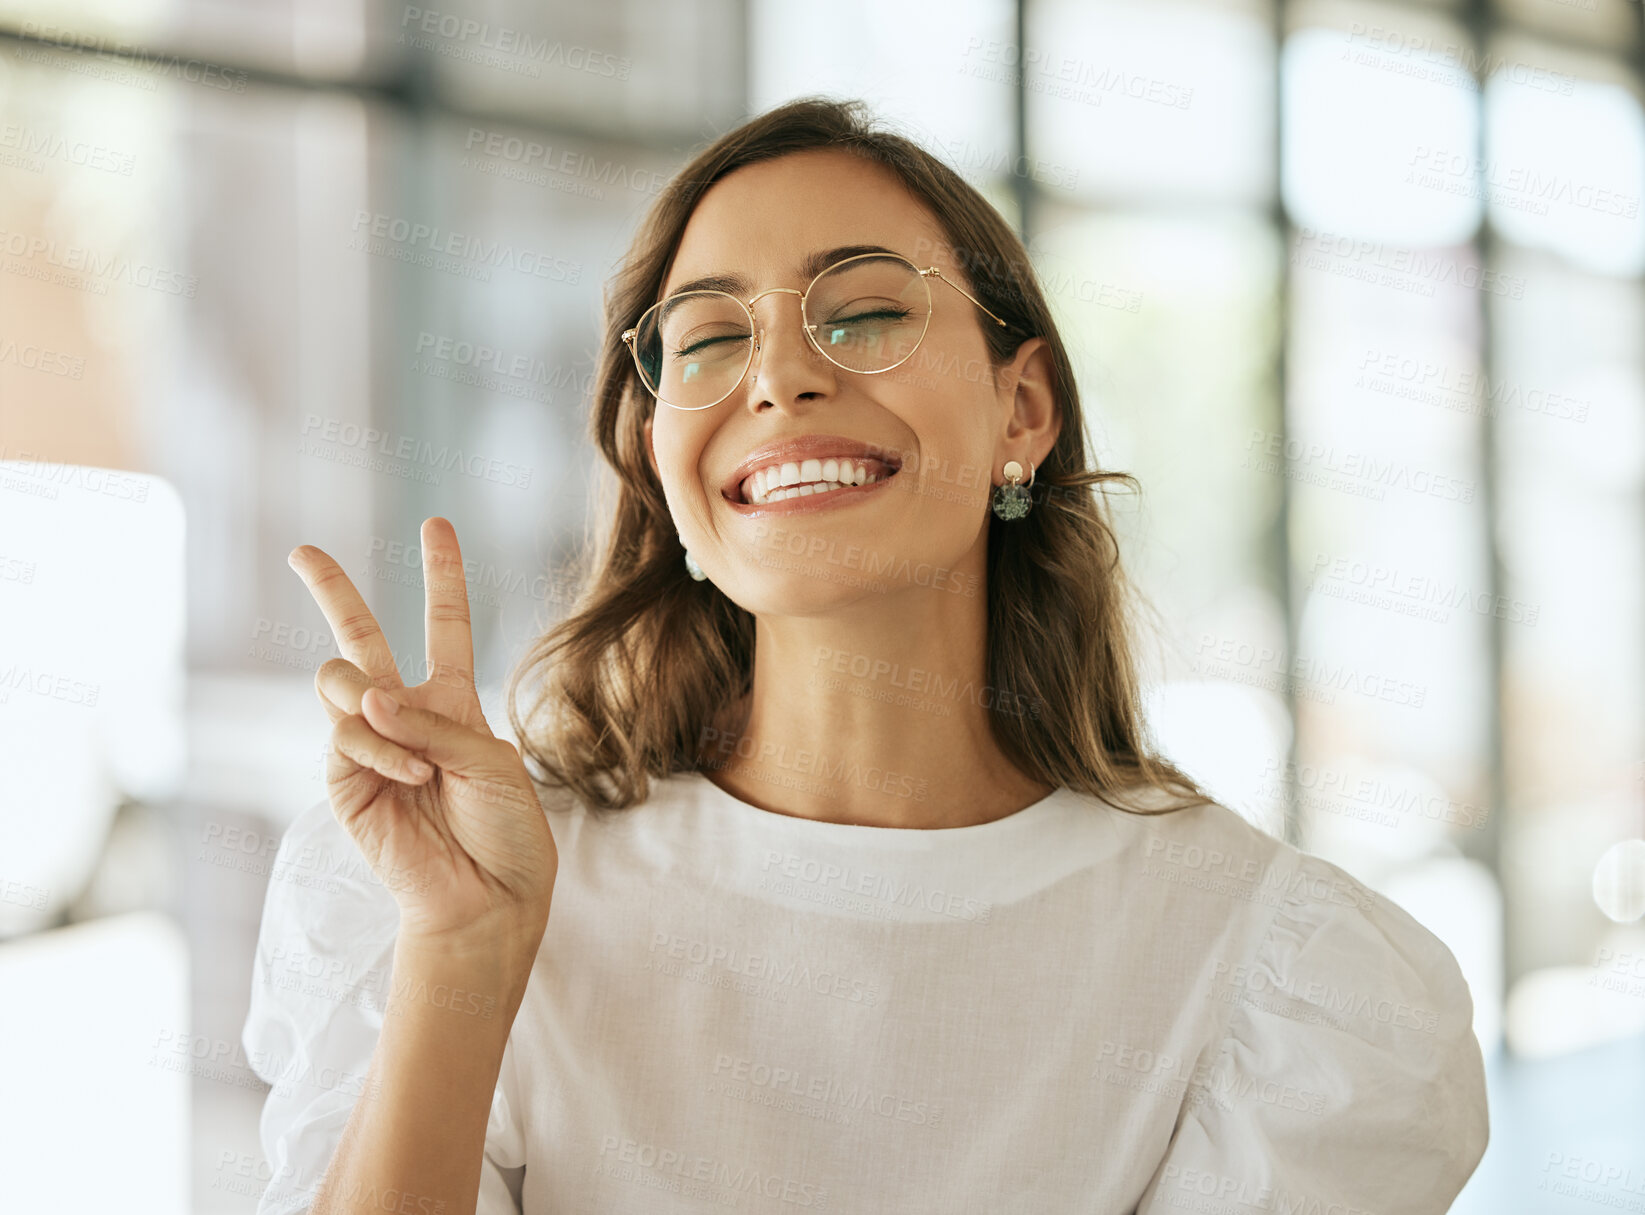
[659,147,952,299]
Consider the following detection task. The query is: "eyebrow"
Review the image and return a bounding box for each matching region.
[661,244,907,300]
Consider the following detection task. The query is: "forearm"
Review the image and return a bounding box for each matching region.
[310,922,545,1215]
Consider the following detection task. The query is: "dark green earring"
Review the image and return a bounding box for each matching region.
[991,460,1034,521]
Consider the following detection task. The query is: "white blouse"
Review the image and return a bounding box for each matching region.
[241,771,1489,1213]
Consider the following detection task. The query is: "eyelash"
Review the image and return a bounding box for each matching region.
[669,306,914,359]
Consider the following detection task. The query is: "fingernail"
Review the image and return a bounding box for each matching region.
[372,688,399,715]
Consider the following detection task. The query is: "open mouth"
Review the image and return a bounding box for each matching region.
[724,457,902,511]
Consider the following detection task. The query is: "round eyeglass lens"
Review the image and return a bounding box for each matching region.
[805,255,931,374]
[633,290,753,410]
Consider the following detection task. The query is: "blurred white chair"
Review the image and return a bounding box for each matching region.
[0,461,185,937]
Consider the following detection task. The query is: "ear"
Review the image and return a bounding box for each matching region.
[993,337,1061,476]
[643,416,659,479]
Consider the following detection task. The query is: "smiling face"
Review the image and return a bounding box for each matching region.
[644,146,1049,617]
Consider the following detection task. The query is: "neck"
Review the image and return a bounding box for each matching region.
[699,579,1053,829]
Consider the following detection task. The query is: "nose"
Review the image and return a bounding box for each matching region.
[747,287,805,357]
[745,288,826,396]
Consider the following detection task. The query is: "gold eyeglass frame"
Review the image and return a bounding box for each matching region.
[620,250,1008,411]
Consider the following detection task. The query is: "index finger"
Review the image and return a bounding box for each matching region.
[287,545,404,690]
[420,516,475,694]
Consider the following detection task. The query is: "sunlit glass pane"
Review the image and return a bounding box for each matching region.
[1027,0,1276,205]
[1484,55,1645,277]
[1282,19,1481,245]
[748,0,1013,181]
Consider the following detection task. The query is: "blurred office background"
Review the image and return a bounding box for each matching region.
[1,0,1642,1210]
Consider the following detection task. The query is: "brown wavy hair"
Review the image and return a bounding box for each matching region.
[504,95,1212,818]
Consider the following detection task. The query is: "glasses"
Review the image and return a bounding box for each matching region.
[621,251,1008,411]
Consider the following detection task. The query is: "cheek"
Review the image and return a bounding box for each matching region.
[651,414,712,492]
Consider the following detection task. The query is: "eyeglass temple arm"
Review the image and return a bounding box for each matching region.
[923,267,1009,329]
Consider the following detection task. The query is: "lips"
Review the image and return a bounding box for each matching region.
[718,434,904,508]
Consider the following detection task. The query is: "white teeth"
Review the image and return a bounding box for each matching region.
[761,481,843,502]
[740,456,895,504]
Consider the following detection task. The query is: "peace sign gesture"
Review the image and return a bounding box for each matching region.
[288,517,557,947]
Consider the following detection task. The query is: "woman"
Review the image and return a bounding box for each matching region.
[246,97,1489,1214]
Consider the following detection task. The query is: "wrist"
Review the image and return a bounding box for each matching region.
[396,909,548,992]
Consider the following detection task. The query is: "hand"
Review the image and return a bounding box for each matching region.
[288,517,557,946]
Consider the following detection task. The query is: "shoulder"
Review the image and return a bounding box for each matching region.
[528,768,697,829]
[1106,796,1491,1208]
[1091,786,1476,1048]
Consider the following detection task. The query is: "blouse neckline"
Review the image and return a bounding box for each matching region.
[681,768,1070,846]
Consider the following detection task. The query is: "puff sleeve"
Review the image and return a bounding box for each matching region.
[1136,854,1490,1215]
[240,798,527,1215]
